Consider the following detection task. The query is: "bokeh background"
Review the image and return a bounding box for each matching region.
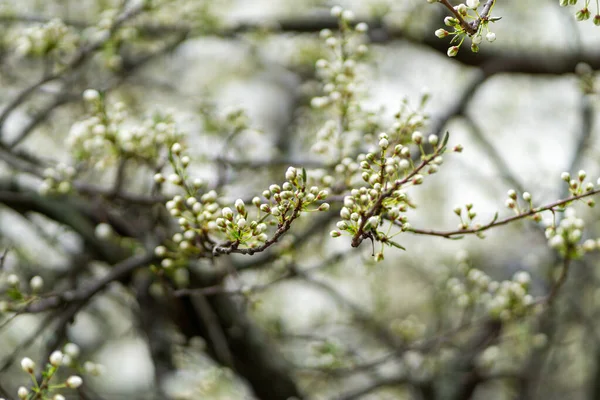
[0,0,599,399]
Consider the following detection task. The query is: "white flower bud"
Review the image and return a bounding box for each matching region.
[95,223,113,239]
[171,143,182,154]
[153,173,165,183]
[466,0,480,9]
[18,387,29,399]
[285,166,297,180]
[513,271,531,285]
[63,343,80,358]
[222,207,234,220]
[154,246,167,257]
[412,131,423,144]
[330,5,343,17]
[30,275,44,292]
[435,29,449,38]
[49,351,63,367]
[21,357,35,373]
[341,10,354,21]
[83,89,100,102]
[7,274,19,286]
[355,22,368,33]
[66,375,83,388]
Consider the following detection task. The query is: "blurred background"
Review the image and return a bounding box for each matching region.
[0,0,599,399]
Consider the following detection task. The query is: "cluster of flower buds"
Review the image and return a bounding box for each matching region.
[431,0,500,57]
[14,343,99,400]
[310,6,370,156]
[307,338,348,369]
[453,203,482,231]
[0,273,48,313]
[390,314,426,342]
[545,207,600,257]
[559,0,600,25]
[13,18,78,58]
[39,163,76,195]
[66,90,183,169]
[141,0,221,33]
[560,170,596,206]
[330,130,449,258]
[446,254,534,321]
[155,162,329,268]
[504,189,540,219]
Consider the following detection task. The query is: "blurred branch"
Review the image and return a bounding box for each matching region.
[25,252,155,313]
[428,71,488,136]
[173,267,303,399]
[463,116,525,192]
[337,376,412,400]
[231,14,599,75]
[0,2,146,141]
[298,271,400,350]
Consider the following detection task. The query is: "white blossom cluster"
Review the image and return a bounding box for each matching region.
[561,170,596,204]
[310,6,370,157]
[447,255,534,321]
[330,131,448,259]
[39,163,77,195]
[66,89,183,169]
[545,207,600,256]
[430,0,498,57]
[0,273,48,313]
[13,343,101,400]
[13,18,78,58]
[141,0,222,33]
[390,314,426,342]
[154,157,329,268]
[88,8,138,70]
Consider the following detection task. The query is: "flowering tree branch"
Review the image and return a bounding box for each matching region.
[406,189,600,238]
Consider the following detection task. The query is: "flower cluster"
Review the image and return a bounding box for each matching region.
[561,170,596,206]
[66,89,183,169]
[39,163,77,196]
[390,314,426,342]
[545,207,600,258]
[453,202,483,232]
[431,0,500,57]
[13,18,78,59]
[154,152,330,269]
[85,8,138,71]
[330,130,451,259]
[446,255,534,321]
[310,6,370,157]
[0,273,46,313]
[13,343,100,400]
[142,0,223,34]
[559,0,600,25]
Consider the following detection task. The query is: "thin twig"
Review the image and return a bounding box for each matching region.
[407,188,600,238]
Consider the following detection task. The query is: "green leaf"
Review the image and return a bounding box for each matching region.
[301,167,307,184]
[490,211,498,224]
[441,131,450,148]
[488,16,502,22]
[387,240,406,250]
